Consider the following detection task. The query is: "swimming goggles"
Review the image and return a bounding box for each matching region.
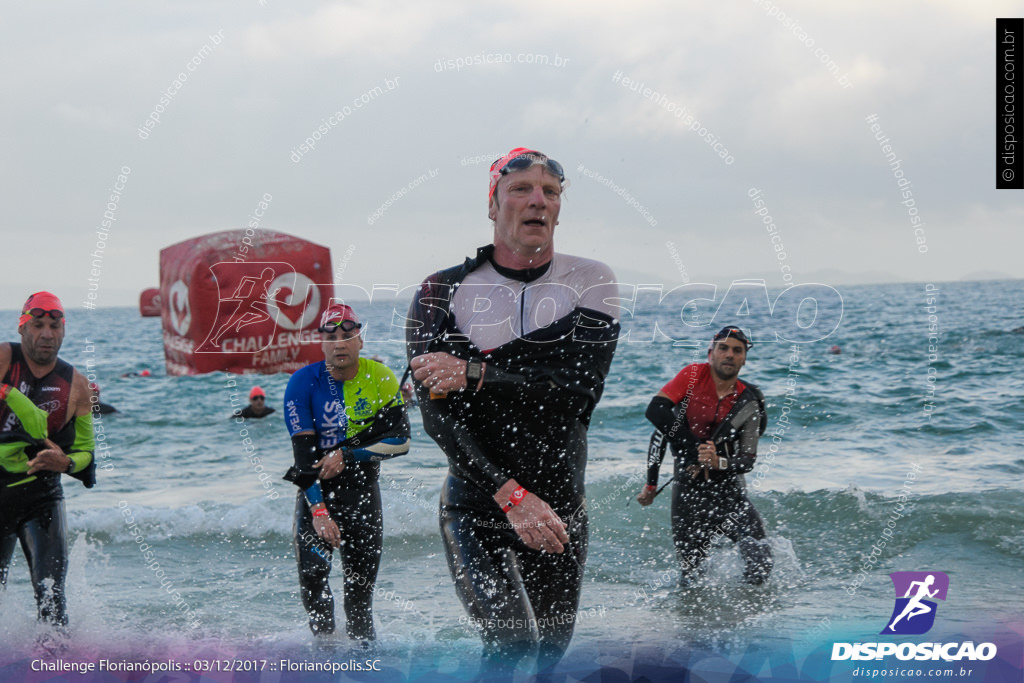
[496,154,565,182]
[319,319,362,334]
[25,308,64,320]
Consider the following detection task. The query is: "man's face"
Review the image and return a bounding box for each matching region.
[19,315,64,366]
[708,338,747,381]
[489,164,562,259]
[249,395,267,413]
[321,325,363,374]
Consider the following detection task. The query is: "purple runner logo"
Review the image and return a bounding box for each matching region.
[881,571,949,635]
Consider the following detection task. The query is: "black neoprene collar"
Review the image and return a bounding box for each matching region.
[487,254,552,283]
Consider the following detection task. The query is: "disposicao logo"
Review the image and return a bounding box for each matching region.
[832,571,997,662]
[882,571,948,635]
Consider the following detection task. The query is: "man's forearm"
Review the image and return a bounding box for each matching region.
[646,429,668,487]
[646,396,698,448]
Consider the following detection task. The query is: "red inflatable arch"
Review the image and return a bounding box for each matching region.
[159,230,332,375]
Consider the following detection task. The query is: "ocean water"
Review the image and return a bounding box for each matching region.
[0,279,1022,682]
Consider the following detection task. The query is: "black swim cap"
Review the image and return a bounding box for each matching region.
[712,326,752,350]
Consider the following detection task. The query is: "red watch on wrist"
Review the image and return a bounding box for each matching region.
[644,484,657,492]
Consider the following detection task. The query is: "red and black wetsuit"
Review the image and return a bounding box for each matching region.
[645,362,772,585]
[0,343,78,626]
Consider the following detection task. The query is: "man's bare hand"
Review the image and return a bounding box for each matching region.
[505,495,569,553]
[696,440,718,469]
[636,487,657,506]
[494,480,569,553]
[412,353,469,394]
[27,438,72,475]
[313,514,341,548]
[314,450,346,480]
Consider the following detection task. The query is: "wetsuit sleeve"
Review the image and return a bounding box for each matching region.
[1,382,95,487]
[282,368,325,489]
[406,277,514,495]
[415,388,509,494]
[477,364,592,417]
[707,385,766,475]
[343,400,411,462]
[478,313,617,493]
[304,482,324,506]
[645,396,698,447]
[286,432,322,490]
[720,406,761,474]
[66,414,95,474]
[283,368,317,436]
[480,308,618,421]
[0,384,48,438]
[404,276,455,359]
[299,399,409,503]
[646,429,668,487]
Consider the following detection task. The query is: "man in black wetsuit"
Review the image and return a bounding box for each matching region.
[637,326,772,585]
[406,148,620,671]
[0,292,96,629]
[234,386,274,419]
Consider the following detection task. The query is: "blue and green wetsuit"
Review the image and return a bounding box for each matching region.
[283,357,410,639]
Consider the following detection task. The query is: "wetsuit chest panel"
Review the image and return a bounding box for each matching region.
[661,363,746,440]
[0,343,73,438]
[284,359,401,451]
[451,255,618,351]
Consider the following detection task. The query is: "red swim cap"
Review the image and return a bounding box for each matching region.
[249,386,266,399]
[319,303,359,331]
[488,147,542,201]
[19,291,65,328]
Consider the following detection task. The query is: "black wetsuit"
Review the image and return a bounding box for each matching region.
[0,343,93,627]
[646,365,772,584]
[407,245,619,665]
[292,483,382,638]
[234,405,275,419]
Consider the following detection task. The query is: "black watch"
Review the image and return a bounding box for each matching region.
[466,360,483,389]
[65,458,76,474]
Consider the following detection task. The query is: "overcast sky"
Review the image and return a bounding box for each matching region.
[2,1,1021,309]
